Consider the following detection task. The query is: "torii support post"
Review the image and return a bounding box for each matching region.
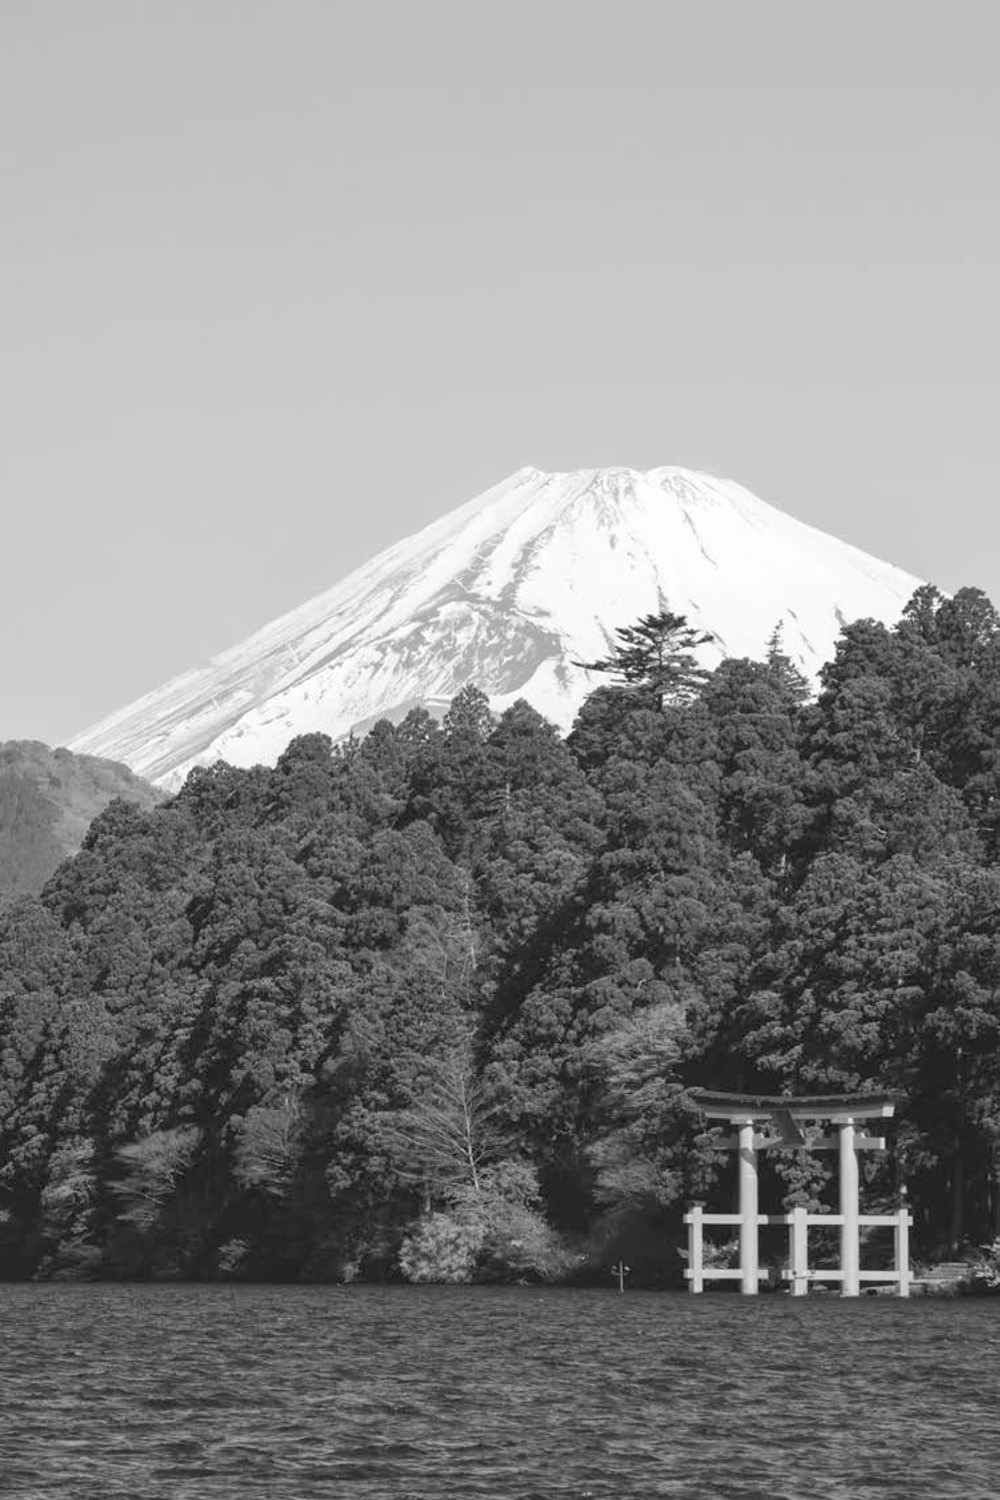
[789,1204,809,1296]
[687,1203,704,1293]
[894,1201,911,1298]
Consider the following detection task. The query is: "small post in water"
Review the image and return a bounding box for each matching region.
[611,1261,630,1294]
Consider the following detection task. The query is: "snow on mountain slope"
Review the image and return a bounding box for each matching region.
[69,466,923,788]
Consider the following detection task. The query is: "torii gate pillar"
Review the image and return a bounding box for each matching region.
[737,1119,758,1294]
[839,1116,860,1298]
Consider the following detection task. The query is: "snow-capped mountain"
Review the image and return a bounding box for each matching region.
[70,466,923,789]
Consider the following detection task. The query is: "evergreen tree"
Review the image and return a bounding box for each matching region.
[575,612,713,709]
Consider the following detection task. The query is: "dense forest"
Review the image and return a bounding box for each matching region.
[2,585,1000,1285]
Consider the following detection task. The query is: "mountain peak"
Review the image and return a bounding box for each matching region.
[70,465,922,788]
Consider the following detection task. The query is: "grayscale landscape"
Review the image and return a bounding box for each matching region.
[2,5,999,1498]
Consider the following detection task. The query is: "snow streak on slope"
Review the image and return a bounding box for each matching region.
[70,467,923,788]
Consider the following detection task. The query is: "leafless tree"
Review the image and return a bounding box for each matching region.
[382,1046,505,1203]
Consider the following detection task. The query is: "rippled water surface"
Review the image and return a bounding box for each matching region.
[1,1284,998,1498]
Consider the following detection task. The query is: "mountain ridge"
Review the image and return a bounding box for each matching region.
[0,741,163,901]
[69,465,924,787]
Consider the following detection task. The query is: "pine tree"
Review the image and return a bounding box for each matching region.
[575,612,713,709]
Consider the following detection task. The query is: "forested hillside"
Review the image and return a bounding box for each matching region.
[2,585,999,1284]
[0,742,162,902]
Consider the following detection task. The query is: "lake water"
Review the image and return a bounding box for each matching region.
[1,1284,998,1499]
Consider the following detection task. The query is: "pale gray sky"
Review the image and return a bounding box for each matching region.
[3,1,999,745]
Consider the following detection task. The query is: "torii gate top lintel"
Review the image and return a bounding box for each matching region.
[690,1089,897,1124]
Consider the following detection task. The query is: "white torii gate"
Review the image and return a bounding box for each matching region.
[684,1090,912,1297]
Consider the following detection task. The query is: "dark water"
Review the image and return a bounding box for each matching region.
[1,1285,998,1499]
